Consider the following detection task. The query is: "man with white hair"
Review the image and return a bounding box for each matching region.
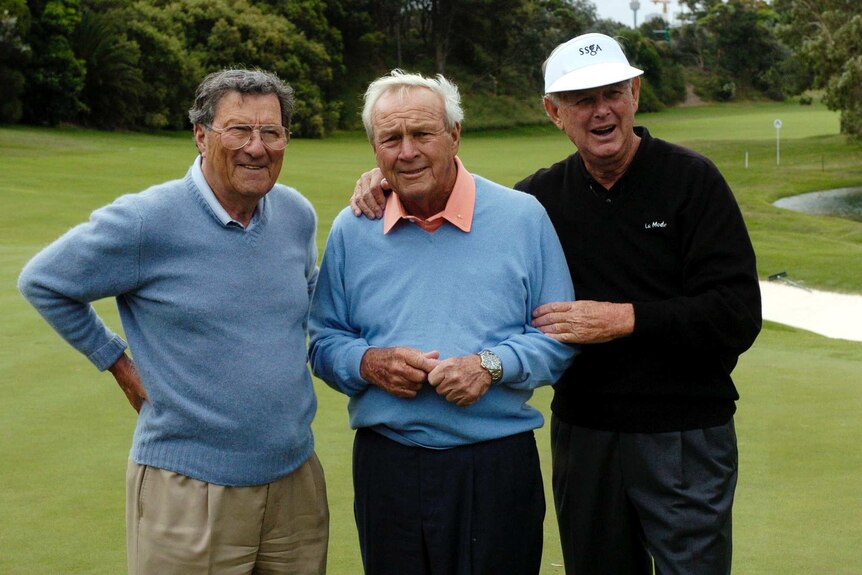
[310,69,576,575]
[351,34,762,575]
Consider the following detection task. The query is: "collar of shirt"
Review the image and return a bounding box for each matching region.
[382,156,474,234]
[191,155,265,229]
[576,126,650,203]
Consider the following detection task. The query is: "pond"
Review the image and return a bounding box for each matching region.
[773,187,862,223]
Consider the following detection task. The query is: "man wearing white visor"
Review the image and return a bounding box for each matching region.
[519,33,762,575]
[350,32,761,575]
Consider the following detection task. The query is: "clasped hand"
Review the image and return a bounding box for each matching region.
[360,347,492,407]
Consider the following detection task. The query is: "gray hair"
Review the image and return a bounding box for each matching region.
[188,68,295,128]
[361,69,464,142]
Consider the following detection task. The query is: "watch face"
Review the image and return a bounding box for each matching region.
[480,350,502,382]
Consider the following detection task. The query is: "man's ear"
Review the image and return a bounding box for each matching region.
[631,76,642,114]
[193,124,207,157]
[543,96,564,130]
[450,122,461,154]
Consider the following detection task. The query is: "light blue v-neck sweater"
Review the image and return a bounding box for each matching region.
[18,162,319,486]
[309,174,577,449]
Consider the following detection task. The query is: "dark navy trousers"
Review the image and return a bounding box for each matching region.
[353,427,545,575]
[551,416,738,575]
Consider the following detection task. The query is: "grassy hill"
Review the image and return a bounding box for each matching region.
[1,99,860,573]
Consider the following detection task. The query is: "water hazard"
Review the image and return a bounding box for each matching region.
[773,187,862,223]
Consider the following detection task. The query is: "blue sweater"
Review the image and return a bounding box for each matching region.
[18,159,319,486]
[309,174,576,448]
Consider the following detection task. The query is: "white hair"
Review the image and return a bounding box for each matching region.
[361,69,464,141]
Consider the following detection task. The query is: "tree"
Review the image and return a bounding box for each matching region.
[621,26,686,111]
[674,0,789,101]
[0,0,30,122]
[452,0,599,97]
[72,9,143,129]
[410,0,458,74]
[320,0,602,128]
[114,1,202,130]
[700,0,785,97]
[774,0,862,139]
[224,0,345,133]
[92,0,341,135]
[177,0,339,136]
[22,0,87,125]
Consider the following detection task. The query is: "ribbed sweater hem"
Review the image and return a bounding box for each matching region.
[132,434,315,487]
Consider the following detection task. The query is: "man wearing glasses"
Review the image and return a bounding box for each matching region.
[18,69,328,574]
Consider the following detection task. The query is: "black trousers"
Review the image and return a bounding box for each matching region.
[551,416,738,575]
[353,427,545,575]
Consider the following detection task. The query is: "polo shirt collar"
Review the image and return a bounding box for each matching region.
[192,155,265,229]
[383,156,474,234]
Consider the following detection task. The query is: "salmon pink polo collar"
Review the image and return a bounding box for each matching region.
[383,156,474,234]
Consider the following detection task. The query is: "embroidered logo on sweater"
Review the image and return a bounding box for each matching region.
[644,221,667,229]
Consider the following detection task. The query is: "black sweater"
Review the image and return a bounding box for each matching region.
[515,127,762,432]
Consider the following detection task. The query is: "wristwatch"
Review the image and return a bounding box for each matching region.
[477,349,503,384]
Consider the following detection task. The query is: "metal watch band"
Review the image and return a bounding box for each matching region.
[478,349,503,384]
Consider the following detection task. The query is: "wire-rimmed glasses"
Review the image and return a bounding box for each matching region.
[205,124,290,150]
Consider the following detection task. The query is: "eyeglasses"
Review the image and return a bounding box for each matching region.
[205,124,290,150]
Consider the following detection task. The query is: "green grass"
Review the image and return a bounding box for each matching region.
[1,98,861,574]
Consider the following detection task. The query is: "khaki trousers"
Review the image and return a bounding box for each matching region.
[126,454,329,575]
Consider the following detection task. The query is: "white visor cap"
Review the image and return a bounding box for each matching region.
[544,33,644,94]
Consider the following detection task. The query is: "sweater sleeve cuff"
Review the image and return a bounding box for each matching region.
[631,301,661,338]
[89,335,128,372]
[491,345,524,384]
[338,345,373,395]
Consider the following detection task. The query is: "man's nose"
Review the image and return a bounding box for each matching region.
[398,136,419,158]
[243,129,267,153]
[593,96,611,116]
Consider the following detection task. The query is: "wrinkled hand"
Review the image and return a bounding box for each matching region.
[427,354,492,407]
[350,168,389,219]
[360,347,440,398]
[532,300,635,344]
[108,353,148,413]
